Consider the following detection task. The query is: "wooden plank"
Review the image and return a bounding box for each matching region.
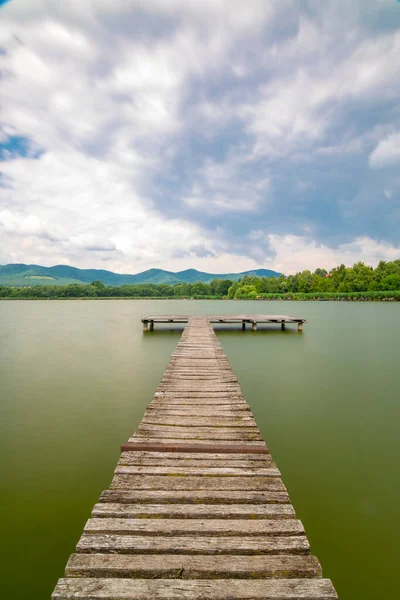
[147,402,249,408]
[137,421,259,430]
[126,438,268,447]
[114,466,280,476]
[156,394,243,399]
[84,518,304,537]
[120,452,272,467]
[136,423,260,432]
[153,394,244,398]
[165,365,233,369]
[152,399,246,405]
[158,385,242,390]
[121,443,269,454]
[161,378,238,382]
[161,377,239,382]
[91,503,296,519]
[99,490,291,504]
[167,368,232,371]
[153,398,248,407]
[109,475,286,491]
[137,429,259,437]
[149,400,248,406]
[65,553,321,579]
[168,366,232,368]
[144,410,253,418]
[167,364,233,368]
[76,533,310,555]
[53,578,337,600]
[162,373,238,378]
[118,454,274,467]
[132,430,264,441]
[139,417,258,427]
[159,381,241,386]
[133,430,263,440]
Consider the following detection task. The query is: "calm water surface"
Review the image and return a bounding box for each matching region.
[1,300,399,599]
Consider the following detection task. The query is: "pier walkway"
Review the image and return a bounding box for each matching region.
[52,316,337,600]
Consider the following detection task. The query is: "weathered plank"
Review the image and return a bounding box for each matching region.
[149,400,249,406]
[161,378,239,384]
[162,373,238,377]
[159,381,240,395]
[110,475,286,491]
[140,417,257,427]
[162,365,235,368]
[114,466,280,476]
[119,451,270,463]
[76,534,310,555]
[65,553,321,579]
[84,518,304,537]
[134,428,262,437]
[124,439,268,448]
[135,424,261,434]
[121,442,268,454]
[153,392,245,399]
[132,430,264,441]
[146,402,252,418]
[99,489,291,504]
[53,577,335,599]
[117,452,275,475]
[91,503,295,519]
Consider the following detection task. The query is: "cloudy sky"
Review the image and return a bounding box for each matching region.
[1,0,400,275]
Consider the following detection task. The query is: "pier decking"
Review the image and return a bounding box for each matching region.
[142,314,307,331]
[52,316,336,600]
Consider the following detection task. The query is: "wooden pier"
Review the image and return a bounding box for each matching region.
[142,314,306,332]
[52,316,337,600]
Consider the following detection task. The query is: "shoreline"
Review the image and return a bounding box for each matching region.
[1,295,399,302]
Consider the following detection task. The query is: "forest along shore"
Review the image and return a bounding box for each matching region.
[1,261,400,300]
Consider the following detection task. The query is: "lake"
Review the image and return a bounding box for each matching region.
[1,299,399,599]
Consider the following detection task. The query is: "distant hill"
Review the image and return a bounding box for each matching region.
[0,264,281,286]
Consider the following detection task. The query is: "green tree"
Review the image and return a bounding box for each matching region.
[191,282,210,296]
[227,281,240,299]
[381,274,400,290]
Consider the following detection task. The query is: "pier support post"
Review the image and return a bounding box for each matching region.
[143,320,148,332]
[149,320,154,332]
[281,322,286,330]
[298,322,303,332]
[252,321,257,331]
[242,321,246,330]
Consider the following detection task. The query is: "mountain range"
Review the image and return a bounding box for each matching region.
[0,264,281,287]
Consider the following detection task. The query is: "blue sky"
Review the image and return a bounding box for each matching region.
[0,0,399,274]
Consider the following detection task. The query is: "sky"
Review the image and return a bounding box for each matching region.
[0,0,400,275]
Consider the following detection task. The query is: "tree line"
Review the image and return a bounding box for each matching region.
[0,278,233,299]
[1,260,400,300]
[228,260,400,298]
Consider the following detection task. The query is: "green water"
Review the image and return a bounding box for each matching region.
[1,300,399,599]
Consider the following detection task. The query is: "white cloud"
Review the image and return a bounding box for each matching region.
[0,209,62,240]
[267,234,400,275]
[369,132,400,168]
[68,234,117,252]
[235,15,400,160]
[0,150,216,271]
